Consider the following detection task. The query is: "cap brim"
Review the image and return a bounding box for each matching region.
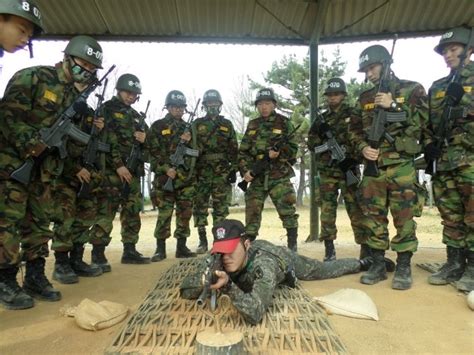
[211,238,240,254]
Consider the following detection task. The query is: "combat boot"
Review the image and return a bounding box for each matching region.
[151,240,166,262]
[360,248,387,285]
[360,244,396,272]
[456,250,474,292]
[287,228,298,252]
[23,258,61,302]
[392,252,413,290]
[176,238,197,258]
[323,239,336,261]
[428,246,465,285]
[91,245,111,273]
[121,243,151,264]
[53,251,78,284]
[195,226,208,254]
[0,267,34,310]
[70,243,102,277]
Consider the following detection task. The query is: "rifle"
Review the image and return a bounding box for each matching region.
[237,123,301,192]
[196,253,223,311]
[162,99,201,192]
[425,29,472,175]
[77,78,111,198]
[312,109,360,186]
[364,35,407,177]
[10,65,116,185]
[121,99,151,199]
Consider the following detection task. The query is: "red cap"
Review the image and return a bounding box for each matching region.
[210,219,246,254]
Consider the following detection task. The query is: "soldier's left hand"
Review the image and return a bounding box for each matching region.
[76,168,91,183]
[375,92,393,109]
[93,117,105,131]
[268,149,280,159]
[134,131,146,143]
[210,270,229,290]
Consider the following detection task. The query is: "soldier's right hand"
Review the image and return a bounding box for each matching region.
[243,171,254,183]
[116,166,132,183]
[210,270,229,290]
[362,146,379,161]
[180,131,191,142]
[167,168,177,179]
[76,168,91,183]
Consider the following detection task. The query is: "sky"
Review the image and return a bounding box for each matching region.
[0,35,450,126]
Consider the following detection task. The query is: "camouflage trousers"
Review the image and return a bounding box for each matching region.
[292,253,361,280]
[245,176,298,238]
[433,164,474,251]
[193,173,231,228]
[89,173,142,246]
[318,168,367,244]
[357,161,419,252]
[152,184,194,240]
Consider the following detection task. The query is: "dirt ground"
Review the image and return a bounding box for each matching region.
[0,207,473,354]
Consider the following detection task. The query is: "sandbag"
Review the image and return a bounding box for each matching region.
[314,288,379,321]
[73,298,129,331]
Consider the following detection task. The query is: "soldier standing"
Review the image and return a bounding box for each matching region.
[148,90,197,261]
[88,74,150,267]
[238,88,299,251]
[349,45,427,290]
[307,78,368,261]
[192,89,238,254]
[0,35,103,309]
[425,26,473,292]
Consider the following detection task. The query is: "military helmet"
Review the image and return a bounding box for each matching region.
[165,90,187,107]
[434,26,473,54]
[324,78,347,95]
[202,89,223,105]
[358,45,391,72]
[255,88,277,105]
[116,73,142,94]
[0,0,44,36]
[64,35,103,68]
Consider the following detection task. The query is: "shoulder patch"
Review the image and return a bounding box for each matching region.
[254,266,264,280]
[114,112,124,119]
[43,90,57,102]
[219,126,229,132]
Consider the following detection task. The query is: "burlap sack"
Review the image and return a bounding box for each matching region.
[314,288,379,321]
[74,298,128,331]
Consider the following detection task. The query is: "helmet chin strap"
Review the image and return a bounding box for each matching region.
[28,40,33,58]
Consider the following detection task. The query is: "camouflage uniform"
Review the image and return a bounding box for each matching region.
[238,112,299,240]
[307,103,367,245]
[180,240,361,325]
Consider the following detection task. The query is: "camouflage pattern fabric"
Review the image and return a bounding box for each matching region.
[148,113,197,241]
[180,240,361,325]
[307,103,366,243]
[192,114,238,227]
[0,63,79,267]
[349,76,428,252]
[238,112,299,238]
[427,61,474,251]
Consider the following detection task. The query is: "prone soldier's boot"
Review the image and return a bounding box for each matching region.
[121,243,151,264]
[176,238,197,258]
[360,243,395,272]
[91,245,111,273]
[151,240,166,262]
[70,243,102,277]
[287,228,298,252]
[392,251,413,290]
[360,248,387,285]
[23,257,61,302]
[0,267,34,310]
[456,250,474,292]
[428,246,465,285]
[323,240,336,261]
[53,251,79,284]
[195,226,208,254]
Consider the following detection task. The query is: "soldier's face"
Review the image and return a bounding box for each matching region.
[256,100,276,118]
[222,240,250,273]
[325,92,345,108]
[0,15,34,53]
[441,43,471,69]
[168,105,185,119]
[118,90,138,106]
[364,63,382,84]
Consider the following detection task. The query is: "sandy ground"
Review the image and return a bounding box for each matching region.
[0,207,473,354]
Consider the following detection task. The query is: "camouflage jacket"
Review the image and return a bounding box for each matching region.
[0,62,80,181]
[238,112,298,180]
[193,114,238,177]
[307,103,360,174]
[349,76,428,168]
[103,96,148,177]
[148,113,197,189]
[425,61,474,171]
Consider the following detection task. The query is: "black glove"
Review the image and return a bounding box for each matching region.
[338,158,358,172]
[424,143,441,162]
[227,170,237,184]
[317,122,331,139]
